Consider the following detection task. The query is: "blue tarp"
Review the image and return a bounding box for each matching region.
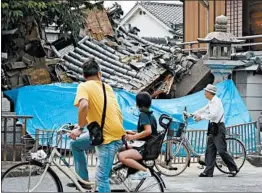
[4,80,252,136]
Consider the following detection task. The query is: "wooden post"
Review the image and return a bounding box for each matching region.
[189,43,192,56]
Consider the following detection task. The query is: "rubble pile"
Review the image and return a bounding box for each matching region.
[54,25,200,94]
[51,3,200,97]
[1,2,201,98]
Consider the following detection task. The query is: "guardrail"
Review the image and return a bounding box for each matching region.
[185,121,258,163]
[1,115,33,162]
[2,119,260,166]
[179,34,262,54]
[256,114,262,153]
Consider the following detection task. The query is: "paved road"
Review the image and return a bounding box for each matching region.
[163,163,262,192]
[61,162,262,192]
[2,162,262,192]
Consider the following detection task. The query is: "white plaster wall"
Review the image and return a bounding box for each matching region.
[125,8,174,38]
[233,71,262,121]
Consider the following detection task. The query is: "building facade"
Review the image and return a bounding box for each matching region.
[183,0,262,51]
[120,2,183,40]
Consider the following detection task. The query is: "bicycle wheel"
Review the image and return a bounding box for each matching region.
[1,160,63,192]
[215,137,246,174]
[155,139,190,176]
[110,164,164,192]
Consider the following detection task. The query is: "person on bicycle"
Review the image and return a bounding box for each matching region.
[193,84,239,177]
[118,91,158,180]
[69,58,125,192]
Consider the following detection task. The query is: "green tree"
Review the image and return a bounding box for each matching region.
[1,0,103,39]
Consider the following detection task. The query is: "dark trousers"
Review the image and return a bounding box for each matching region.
[204,123,238,175]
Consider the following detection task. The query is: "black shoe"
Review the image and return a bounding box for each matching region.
[199,172,213,177]
[228,170,238,177]
[67,180,92,189]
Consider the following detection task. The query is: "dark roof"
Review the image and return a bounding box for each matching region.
[58,35,168,92]
[51,26,200,93]
[232,51,262,72]
[173,28,183,37]
[142,37,180,46]
[197,32,244,44]
[139,2,183,28]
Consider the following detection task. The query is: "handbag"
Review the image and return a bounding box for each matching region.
[208,114,224,136]
[87,83,107,146]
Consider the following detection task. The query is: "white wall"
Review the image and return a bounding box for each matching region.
[233,71,262,121]
[125,8,174,38]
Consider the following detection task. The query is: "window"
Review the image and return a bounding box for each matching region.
[139,10,146,15]
[211,46,217,57]
[221,47,228,57]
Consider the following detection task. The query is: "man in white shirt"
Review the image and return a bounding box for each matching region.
[194,84,238,177]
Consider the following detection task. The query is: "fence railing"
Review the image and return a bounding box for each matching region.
[1,115,33,162]
[1,119,260,166]
[178,34,262,54]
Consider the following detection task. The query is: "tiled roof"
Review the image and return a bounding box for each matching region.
[0,4,200,98]
[232,51,262,72]
[59,35,168,92]
[174,28,183,37]
[52,25,200,93]
[139,2,183,28]
[142,37,180,46]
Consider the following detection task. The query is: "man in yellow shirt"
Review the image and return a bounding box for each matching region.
[68,58,125,192]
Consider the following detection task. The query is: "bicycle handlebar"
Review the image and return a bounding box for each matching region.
[122,135,128,150]
[183,111,194,120]
[57,123,75,134]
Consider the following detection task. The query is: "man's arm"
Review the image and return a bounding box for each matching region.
[70,84,89,140]
[74,83,89,126]
[78,99,88,127]
[193,104,208,116]
[200,102,219,121]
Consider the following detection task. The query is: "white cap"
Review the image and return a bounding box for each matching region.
[204,84,217,94]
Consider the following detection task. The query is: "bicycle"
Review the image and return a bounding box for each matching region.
[155,108,247,177]
[1,124,96,192]
[108,114,173,192]
[2,116,171,193]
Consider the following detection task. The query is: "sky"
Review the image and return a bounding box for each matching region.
[103,1,183,16]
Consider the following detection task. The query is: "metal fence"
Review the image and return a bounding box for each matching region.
[180,121,258,163]
[1,115,33,162]
[1,117,260,166]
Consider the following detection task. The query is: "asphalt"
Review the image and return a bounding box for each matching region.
[2,162,262,192]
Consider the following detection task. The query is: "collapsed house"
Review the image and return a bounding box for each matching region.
[49,2,201,98]
[1,2,201,98]
[52,26,200,96]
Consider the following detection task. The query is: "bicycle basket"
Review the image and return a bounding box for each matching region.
[167,121,185,137]
[21,131,56,161]
[142,131,166,161]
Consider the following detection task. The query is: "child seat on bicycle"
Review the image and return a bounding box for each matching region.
[118,91,158,180]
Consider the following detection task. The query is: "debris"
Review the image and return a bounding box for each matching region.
[2,2,200,99]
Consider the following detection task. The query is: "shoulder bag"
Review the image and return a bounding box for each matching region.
[208,114,224,136]
[87,83,107,146]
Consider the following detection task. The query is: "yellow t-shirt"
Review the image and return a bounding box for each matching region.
[74,80,125,144]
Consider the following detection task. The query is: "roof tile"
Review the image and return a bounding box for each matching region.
[139,2,183,28]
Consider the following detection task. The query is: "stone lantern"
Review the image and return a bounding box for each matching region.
[197,15,245,84]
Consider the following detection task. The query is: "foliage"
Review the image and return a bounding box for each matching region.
[1,0,104,38]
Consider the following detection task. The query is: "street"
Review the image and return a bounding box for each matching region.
[60,162,262,192]
[2,162,262,192]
